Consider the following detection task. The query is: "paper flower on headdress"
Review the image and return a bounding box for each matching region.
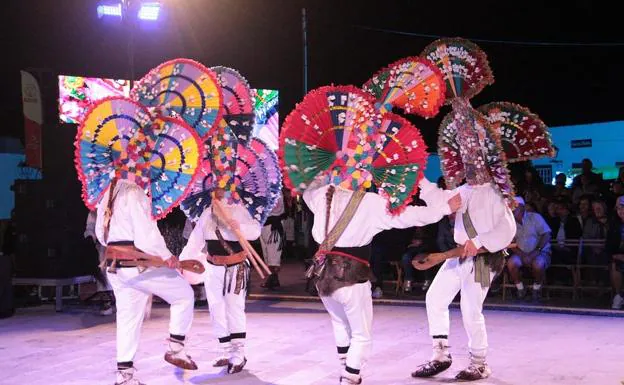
[74,96,202,219]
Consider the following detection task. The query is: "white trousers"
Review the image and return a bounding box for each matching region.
[320,281,373,373]
[204,262,247,364]
[107,267,195,363]
[425,258,494,358]
[260,225,282,267]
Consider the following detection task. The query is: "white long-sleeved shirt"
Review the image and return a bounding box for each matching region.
[303,184,451,248]
[95,180,173,260]
[179,202,261,261]
[419,178,516,252]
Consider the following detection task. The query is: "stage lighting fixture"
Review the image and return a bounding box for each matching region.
[97,3,123,18]
[138,2,161,21]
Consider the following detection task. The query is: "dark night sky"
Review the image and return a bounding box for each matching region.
[2,0,623,151]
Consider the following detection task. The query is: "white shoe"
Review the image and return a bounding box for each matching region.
[371,287,383,299]
[422,280,431,292]
[339,369,362,384]
[115,367,145,385]
[403,280,412,293]
[612,294,624,310]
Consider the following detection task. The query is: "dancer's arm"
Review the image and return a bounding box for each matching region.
[374,193,456,230]
[418,178,458,208]
[179,210,209,262]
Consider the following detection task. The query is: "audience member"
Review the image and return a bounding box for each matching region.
[577,195,602,239]
[572,174,600,205]
[519,167,546,212]
[552,173,572,201]
[572,158,603,189]
[507,197,552,301]
[400,226,436,293]
[607,196,624,309]
[550,198,582,264]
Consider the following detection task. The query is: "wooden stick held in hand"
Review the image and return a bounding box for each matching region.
[211,198,272,278]
[412,243,516,270]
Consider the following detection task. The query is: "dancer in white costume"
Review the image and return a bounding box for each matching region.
[96,179,198,385]
[305,183,460,384]
[260,194,285,289]
[411,175,515,380]
[180,193,261,374]
[279,85,460,384]
[412,37,553,381]
[75,92,204,384]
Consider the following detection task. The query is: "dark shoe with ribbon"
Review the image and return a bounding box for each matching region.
[411,358,452,378]
[227,357,247,374]
[213,358,229,367]
[455,363,491,381]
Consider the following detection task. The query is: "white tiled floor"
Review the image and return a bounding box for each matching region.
[0,300,621,385]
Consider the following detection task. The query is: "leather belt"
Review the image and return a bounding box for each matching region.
[207,251,247,267]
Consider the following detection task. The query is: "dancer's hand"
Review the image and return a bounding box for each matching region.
[447,194,462,213]
[165,256,180,269]
[462,239,478,258]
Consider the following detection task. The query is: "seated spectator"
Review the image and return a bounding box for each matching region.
[592,199,610,235]
[552,173,572,201]
[436,213,457,253]
[401,222,444,293]
[507,197,552,301]
[606,180,624,210]
[607,196,624,309]
[550,198,582,264]
[544,200,559,231]
[572,174,600,205]
[577,195,602,239]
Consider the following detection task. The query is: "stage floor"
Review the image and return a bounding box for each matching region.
[0,300,621,385]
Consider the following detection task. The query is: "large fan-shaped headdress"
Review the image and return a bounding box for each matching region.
[280,85,428,213]
[438,99,514,202]
[478,102,554,162]
[422,38,516,203]
[211,66,256,145]
[130,58,224,139]
[180,65,281,224]
[421,38,494,103]
[74,96,202,219]
[279,85,380,193]
[181,127,281,224]
[363,57,446,119]
[372,113,428,212]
